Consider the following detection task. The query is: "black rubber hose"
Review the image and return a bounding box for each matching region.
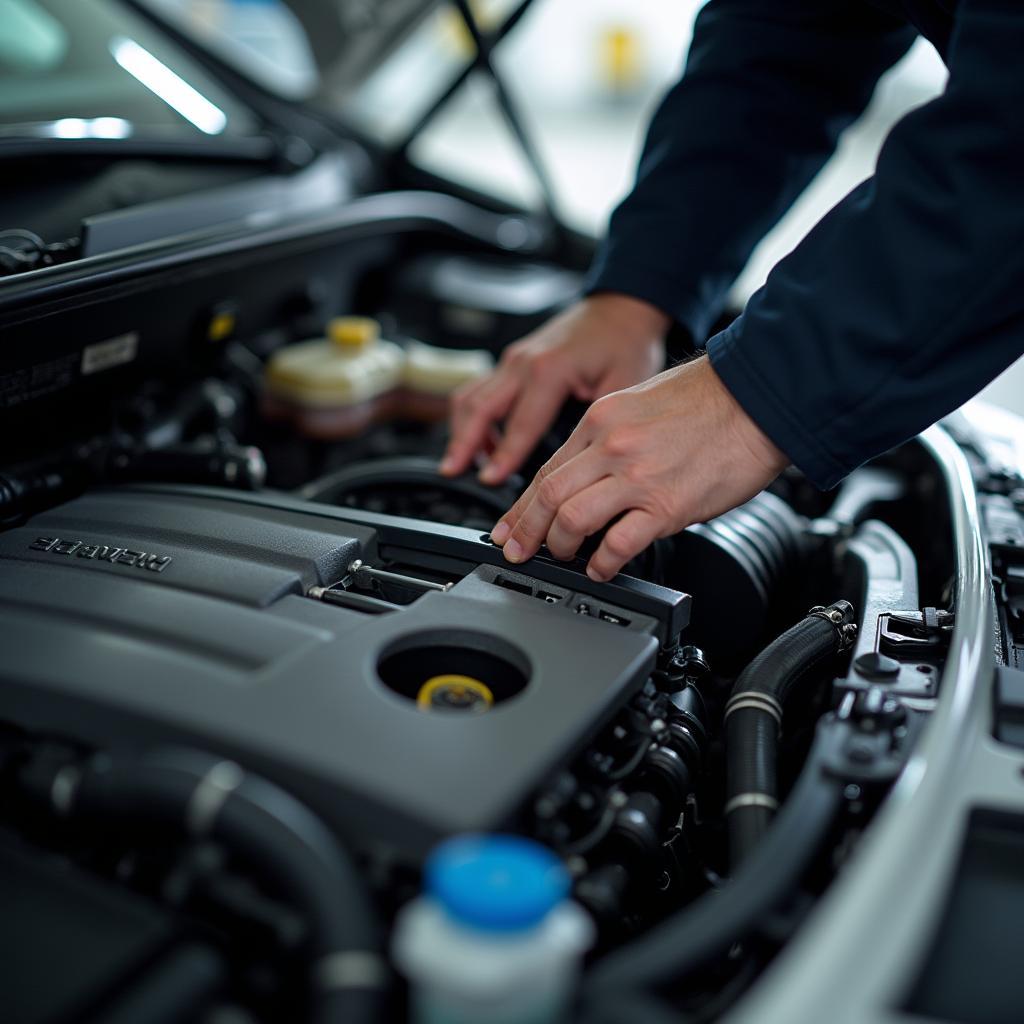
[91,943,226,1024]
[69,748,384,1024]
[0,463,85,523]
[581,729,844,998]
[576,989,688,1024]
[725,600,855,869]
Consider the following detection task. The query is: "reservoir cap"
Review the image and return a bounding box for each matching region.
[426,835,569,933]
[328,316,380,350]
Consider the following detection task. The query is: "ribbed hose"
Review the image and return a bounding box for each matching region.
[69,748,384,1024]
[725,601,855,869]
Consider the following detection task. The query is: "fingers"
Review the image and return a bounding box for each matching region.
[586,509,663,582]
[478,379,571,485]
[544,476,626,560]
[482,424,502,457]
[440,374,519,477]
[491,422,594,545]
[496,451,608,563]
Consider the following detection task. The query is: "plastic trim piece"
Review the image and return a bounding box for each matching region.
[107,482,691,642]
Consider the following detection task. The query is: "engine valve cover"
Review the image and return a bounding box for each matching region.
[0,486,688,859]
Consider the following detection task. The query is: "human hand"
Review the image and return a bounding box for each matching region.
[439,293,669,485]
[489,355,790,581]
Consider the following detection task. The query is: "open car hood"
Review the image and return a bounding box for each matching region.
[282,0,441,95]
[132,0,444,103]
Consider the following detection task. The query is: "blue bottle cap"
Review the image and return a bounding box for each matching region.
[426,834,570,933]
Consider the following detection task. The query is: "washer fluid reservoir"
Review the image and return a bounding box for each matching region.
[393,835,593,1024]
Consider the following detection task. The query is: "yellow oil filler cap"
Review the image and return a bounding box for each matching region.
[416,674,495,712]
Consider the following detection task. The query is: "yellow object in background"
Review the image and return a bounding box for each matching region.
[598,25,643,96]
[328,316,380,350]
[439,0,504,58]
[207,310,237,343]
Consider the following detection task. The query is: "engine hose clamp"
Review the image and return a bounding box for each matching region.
[314,951,389,991]
[837,622,858,651]
[186,760,245,837]
[724,691,783,731]
[808,604,846,626]
[808,604,858,652]
[724,792,780,815]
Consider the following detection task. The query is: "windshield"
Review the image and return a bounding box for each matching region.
[0,0,259,139]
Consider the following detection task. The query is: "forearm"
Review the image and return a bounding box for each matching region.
[708,0,1024,488]
[580,293,672,341]
[586,0,914,341]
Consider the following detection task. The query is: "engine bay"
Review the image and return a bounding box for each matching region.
[2,171,1023,1023]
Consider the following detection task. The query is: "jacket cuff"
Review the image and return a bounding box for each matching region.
[583,247,721,345]
[706,320,850,490]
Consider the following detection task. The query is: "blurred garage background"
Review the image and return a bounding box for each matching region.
[146,0,1024,415]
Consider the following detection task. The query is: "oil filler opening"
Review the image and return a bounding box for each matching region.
[377,630,530,712]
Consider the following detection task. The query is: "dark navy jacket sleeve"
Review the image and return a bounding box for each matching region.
[584,0,915,344]
[708,0,1024,487]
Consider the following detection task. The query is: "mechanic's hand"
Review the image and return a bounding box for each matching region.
[439,293,669,484]
[489,355,790,581]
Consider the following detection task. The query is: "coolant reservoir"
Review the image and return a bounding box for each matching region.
[262,317,404,439]
[263,318,494,438]
[400,340,494,421]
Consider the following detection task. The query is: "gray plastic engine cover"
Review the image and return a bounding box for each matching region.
[0,485,675,859]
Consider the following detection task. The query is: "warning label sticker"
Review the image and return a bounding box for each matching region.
[0,353,77,409]
[81,332,139,375]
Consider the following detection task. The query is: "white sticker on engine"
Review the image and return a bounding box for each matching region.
[81,332,139,375]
